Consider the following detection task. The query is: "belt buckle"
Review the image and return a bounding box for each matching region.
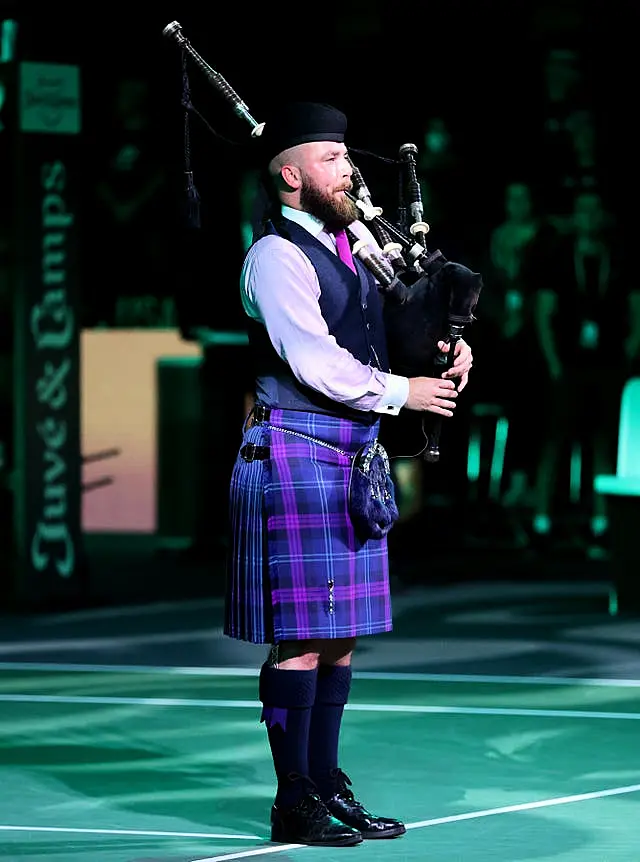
[241,443,258,462]
[254,404,270,423]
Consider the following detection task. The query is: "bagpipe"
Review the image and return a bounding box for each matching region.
[162,20,483,463]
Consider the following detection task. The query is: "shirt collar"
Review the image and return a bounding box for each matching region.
[281,205,327,238]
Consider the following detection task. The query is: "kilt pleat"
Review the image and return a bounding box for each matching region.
[224,408,393,644]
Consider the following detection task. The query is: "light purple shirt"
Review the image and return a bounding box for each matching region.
[240,205,410,415]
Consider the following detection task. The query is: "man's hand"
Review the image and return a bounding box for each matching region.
[405,377,458,415]
[438,338,473,392]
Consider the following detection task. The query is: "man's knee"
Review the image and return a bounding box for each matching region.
[270,640,321,669]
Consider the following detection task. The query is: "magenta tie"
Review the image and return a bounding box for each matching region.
[334,229,357,274]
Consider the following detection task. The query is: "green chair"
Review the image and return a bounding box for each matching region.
[594,377,640,612]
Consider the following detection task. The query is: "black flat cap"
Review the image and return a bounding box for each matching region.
[257,101,347,163]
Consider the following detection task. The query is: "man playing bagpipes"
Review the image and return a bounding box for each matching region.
[223,101,475,846]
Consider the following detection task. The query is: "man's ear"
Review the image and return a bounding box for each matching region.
[280,164,301,191]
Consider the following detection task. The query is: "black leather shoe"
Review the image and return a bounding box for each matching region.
[324,770,406,839]
[271,792,363,846]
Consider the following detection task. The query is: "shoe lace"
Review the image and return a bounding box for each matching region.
[330,768,361,806]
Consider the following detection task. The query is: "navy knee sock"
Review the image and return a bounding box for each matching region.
[259,663,318,809]
[308,664,352,800]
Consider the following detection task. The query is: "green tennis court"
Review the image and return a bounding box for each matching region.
[1,642,638,862]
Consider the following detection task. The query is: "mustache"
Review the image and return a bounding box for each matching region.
[336,183,353,192]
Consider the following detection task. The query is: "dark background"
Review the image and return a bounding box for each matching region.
[13,1,635,237]
[9,0,635,318]
[1,0,638,608]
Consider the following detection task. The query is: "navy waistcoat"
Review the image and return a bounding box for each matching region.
[246,217,389,423]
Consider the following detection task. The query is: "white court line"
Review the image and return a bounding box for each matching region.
[0,825,260,840]
[0,661,639,687]
[189,783,640,862]
[191,844,298,861]
[0,692,639,721]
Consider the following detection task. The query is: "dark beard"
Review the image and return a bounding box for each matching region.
[299,178,359,232]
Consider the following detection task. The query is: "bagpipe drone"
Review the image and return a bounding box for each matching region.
[162,20,483,463]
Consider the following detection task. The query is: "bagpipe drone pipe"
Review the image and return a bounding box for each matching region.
[161,20,484,462]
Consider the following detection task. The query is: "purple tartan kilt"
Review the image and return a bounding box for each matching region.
[224,408,393,644]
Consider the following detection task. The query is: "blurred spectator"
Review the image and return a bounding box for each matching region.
[564,108,600,196]
[480,180,551,507]
[527,189,638,550]
[535,46,600,230]
[417,116,467,259]
[419,117,456,175]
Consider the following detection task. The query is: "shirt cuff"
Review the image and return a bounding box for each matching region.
[372,373,410,416]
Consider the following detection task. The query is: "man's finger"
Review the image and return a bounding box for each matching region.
[443,365,470,379]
